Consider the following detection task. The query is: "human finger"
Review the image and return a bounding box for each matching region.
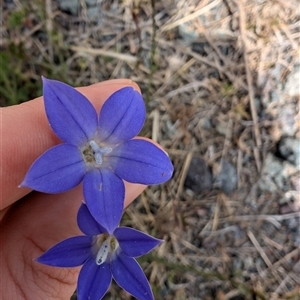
[1,79,141,210]
[0,176,146,299]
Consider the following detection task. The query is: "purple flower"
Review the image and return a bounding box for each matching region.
[21,78,173,232]
[37,203,162,300]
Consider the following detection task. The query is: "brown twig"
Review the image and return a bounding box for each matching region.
[234,0,262,171]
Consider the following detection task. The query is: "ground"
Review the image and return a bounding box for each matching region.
[1,0,300,299]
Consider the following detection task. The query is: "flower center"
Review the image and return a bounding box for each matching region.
[94,234,119,265]
[82,140,112,165]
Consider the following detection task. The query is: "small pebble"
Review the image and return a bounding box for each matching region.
[278,137,300,169]
[214,160,237,194]
[184,156,213,193]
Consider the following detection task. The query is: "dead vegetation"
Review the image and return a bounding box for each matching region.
[1,0,300,299]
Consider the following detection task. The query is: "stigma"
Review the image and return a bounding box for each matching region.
[96,237,111,265]
[82,140,112,165]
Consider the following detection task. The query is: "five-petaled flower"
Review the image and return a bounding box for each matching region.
[21,78,173,232]
[37,203,162,300]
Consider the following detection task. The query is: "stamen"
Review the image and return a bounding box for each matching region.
[94,152,103,165]
[88,141,112,165]
[96,237,111,265]
[89,140,101,153]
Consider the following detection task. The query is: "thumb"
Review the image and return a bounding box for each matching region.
[0,181,146,299]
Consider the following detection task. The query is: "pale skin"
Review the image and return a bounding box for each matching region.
[0,79,153,299]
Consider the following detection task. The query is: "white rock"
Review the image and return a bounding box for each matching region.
[284,64,300,97]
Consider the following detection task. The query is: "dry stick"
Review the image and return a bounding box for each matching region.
[201,29,237,69]
[170,232,189,265]
[262,234,285,251]
[221,193,234,217]
[237,149,243,189]
[45,0,53,63]
[206,211,299,231]
[79,0,88,19]
[274,262,300,295]
[153,58,197,97]
[151,109,160,143]
[160,0,221,32]
[156,38,220,71]
[140,193,156,224]
[70,46,138,63]
[164,81,212,99]
[110,60,124,79]
[280,24,298,50]
[235,0,262,171]
[1,22,43,48]
[247,247,300,295]
[248,231,284,289]
[146,0,158,104]
[156,38,248,91]
[216,211,300,227]
[260,247,300,278]
[247,230,272,268]
[212,195,220,232]
[101,30,130,51]
[175,152,193,199]
[183,47,249,91]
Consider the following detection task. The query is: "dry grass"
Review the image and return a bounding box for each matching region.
[2,0,300,299]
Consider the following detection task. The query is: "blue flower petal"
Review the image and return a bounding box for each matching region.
[36,236,92,267]
[114,227,162,257]
[78,258,112,300]
[83,169,125,234]
[98,87,146,145]
[111,250,154,300]
[77,203,107,236]
[43,77,98,146]
[109,139,173,184]
[21,144,86,193]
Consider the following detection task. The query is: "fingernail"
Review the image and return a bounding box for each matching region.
[90,79,140,92]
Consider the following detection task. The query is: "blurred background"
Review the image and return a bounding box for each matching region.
[1,0,300,299]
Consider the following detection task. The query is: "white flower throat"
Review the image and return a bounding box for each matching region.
[94,235,119,265]
[82,140,112,165]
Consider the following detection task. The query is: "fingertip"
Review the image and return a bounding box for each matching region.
[123,181,147,208]
[90,79,141,93]
[83,79,141,112]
